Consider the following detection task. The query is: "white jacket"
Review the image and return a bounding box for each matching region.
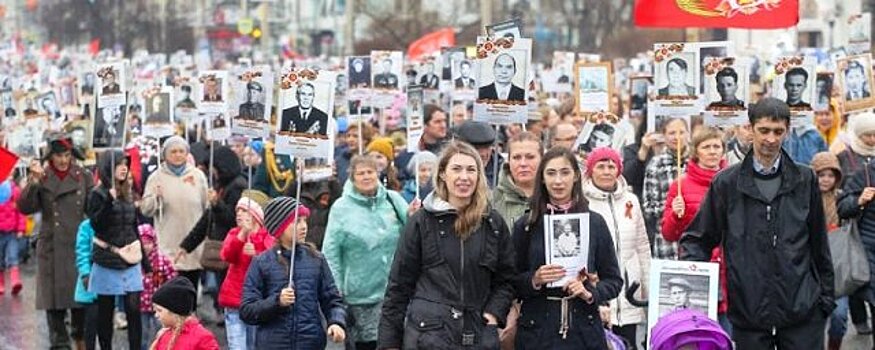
[582,177,650,326]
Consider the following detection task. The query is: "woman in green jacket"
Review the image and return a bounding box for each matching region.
[322,155,409,350]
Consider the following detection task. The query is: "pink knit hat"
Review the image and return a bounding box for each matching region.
[586,147,623,177]
[138,224,157,243]
[236,197,265,228]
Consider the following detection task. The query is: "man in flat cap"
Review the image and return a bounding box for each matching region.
[454,120,503,188]
[667,277,693,311]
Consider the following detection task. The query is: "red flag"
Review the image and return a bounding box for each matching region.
[634,0,798,29]
[0,147,19,182]
[89,39,100,56]
[407,28,455,61]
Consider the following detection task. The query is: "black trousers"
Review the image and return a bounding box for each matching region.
[96,293,142,350]
[83,303,99,350]
[46,308,85,349]
[733,315,826,350]
[177,269,202,312]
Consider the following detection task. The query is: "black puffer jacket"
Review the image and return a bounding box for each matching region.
[680,150,835,331]
[180,146,246,253]
[86,150,141,269]
[511,209,622,350]
[378,194,516,350]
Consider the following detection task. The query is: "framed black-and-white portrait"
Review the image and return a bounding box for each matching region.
[575,119,619,153]
[452,49,479,101]
[65,119,94,163]
[347,56,372,90]
[142,87,175,138]
[370,51,403,108]
[652,43,700,117]
[96,62,126,107]
[543,213,589,288]
[93,104,127,149]
[694,41,731,94]
[232,67,273,138]
[838,54,875,113]
[174,79,198,124]
[77,69,96,106]
[575,61,612,114]
[442,47,465,82]
[815,72,834,112]
[416,56,441,90]
[371,51,403,91]
[58,80,78,114]
[473,36,531,125]
[629,75,652,118]
[703,57,750,128]
[771,56,817,124]
[7,122,39,159]
[1,89,16,119]
[407,85,425,152]
[486,18,523,41]
[647,260,719,339]
[207,112,230,141]
[545,51,575,93]
[276,68,337,159]
[197,70,229,113]
[36,91,63,123]
[848,13,872,54]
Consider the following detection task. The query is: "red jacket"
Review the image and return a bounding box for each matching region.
[219,226,274,308]
[151,317,219,350]
[0,183,26,234]
[662,158,729,313]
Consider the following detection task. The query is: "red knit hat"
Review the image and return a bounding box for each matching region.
[585,147,623,177]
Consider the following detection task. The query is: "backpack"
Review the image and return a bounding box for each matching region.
[650,309,731,350]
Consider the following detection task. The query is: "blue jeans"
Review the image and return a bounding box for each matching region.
[0,233,19,268]
[141,312,160,350]
[225,308,255,350]
[829,296,850,339]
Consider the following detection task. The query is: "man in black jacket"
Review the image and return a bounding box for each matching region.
[680,97,834,349]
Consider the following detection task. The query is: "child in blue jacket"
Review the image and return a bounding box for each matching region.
[240,197,347,349]
[75,220,98,350]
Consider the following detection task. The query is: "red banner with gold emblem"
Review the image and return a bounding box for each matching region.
[635,0,798,29]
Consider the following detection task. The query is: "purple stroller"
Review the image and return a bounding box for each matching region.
[650,308,732,350]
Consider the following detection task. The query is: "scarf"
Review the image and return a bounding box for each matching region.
[547,201,573,214]
[166,163,187,177]
[851,136,875,157]
[822,190,839,231]
[50,163,69,181]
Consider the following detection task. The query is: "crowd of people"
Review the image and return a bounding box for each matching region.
[0,35,873,350]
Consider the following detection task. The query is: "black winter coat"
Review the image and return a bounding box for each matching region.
[838,158,875,302]
[87,186,141,269]
[680,150,835,331]
[180,146,246,253]
[378,198,516,350]
[511,210,622,350]
[86,151,141,269]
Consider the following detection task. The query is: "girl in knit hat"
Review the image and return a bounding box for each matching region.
[811,152,848,350]
[366,137,402,191]
[219,197,272,350]
[240,197,347,349]
[150,277,219,350]
[139,224,177,349]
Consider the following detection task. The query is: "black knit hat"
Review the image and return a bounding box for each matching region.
[152,277,196,316]
[264,196,310,237]
[43,132,85,161]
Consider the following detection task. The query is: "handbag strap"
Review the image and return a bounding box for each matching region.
[93,237,120,254]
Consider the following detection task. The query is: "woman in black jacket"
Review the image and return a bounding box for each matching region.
[378,141,516,350]
[511,147,622,350]
[85,150,144,350]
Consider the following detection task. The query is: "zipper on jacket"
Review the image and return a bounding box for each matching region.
[606,195,623,325]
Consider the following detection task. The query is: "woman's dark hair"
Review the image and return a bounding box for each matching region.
[527,147,588,226]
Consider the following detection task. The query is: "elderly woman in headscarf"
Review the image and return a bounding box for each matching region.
[141,136,210,300]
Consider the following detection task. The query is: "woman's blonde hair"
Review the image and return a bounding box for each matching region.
[690,127,725,162]
[433,141,490,239]
[149,314,186,350]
